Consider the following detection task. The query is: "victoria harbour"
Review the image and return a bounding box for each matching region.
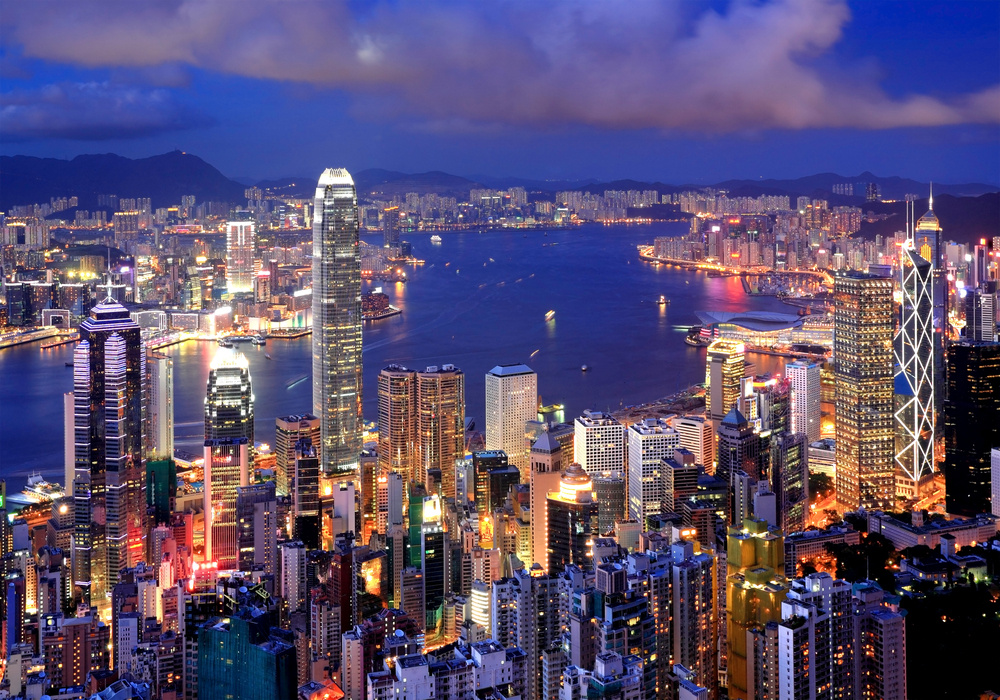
[0,222,790,494]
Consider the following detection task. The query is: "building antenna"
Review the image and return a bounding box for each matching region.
[928,181,933,211]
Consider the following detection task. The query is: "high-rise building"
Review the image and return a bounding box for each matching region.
[485,364,537,478]
[834,273,895,510]
[378,364,417,482]
[225,220,255,293]
[383,206,400,249]
[546,463,598,572]
[944,342,1000,515]
[71,299,146,603]
[705,339,746,423]
[420,495,448,633]
[274,414,320,498]
[990,448,1000,519]
[236,482,277,576]
[627,418,679,525]
[715,407,764,525]
[851,581,907,700]
[966,285,998,342]
[203,437,250,568]
[914,192,947,412]
[147,352,174,460]
[415,364,465,499]
[573,410,625,477]
[529,433,563,571]
[593,475,626,535]
[673,415,714,469]
[312,168,363,475]
[204,348,255,447]
[292,440,320,548]
[770,432,809,536]
[894,241,935,493]
[785,360,821,444]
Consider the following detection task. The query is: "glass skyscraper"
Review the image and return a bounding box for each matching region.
[204,348,254,446]
[312,168,363,475]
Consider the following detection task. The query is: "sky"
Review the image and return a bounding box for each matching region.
[1,0,998,185]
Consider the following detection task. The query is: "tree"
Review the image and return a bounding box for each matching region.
[808,472,832,502]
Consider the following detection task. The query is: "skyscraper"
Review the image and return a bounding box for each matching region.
[785,360,821,444]
[966,284,997,342]
[225,220,255,293]
[705,339,745,423]
[834,273,895,510]
[546,463,598,572]
[274,414,320,498]
[914,191,947,411]
[894,241,935,493]
[573,410,626,477]
[236,481,277,576]
[146,352,174,460]
[312,168,363,475]
[71,299,146,602]
[377,364,417,481]
[204,348,255,447]
[769,432,809,535]
[627,418,679,525]
[485,364,537,478]
[944,341,1000,516]
[415,364,465,499]
[529,433,563,570]
[203,437,250,569]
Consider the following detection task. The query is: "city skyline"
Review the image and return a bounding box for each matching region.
[1,1,998,184]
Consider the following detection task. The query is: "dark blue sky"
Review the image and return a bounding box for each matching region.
[2,0,998,184]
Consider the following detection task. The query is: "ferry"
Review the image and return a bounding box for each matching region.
[545,310,556,322]
[658,295,669,305]
[430,234,443,243]
[21,473,66,504]
[251,335,267,345]
[218,338,234,348]
[581,365,590,372]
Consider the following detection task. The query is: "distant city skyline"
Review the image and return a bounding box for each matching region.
[1,1,997,183]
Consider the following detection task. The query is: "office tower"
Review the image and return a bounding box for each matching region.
[834,273,895,510]
[914,192,947,410]
[225,220,255,293]
[673,415,714,469]
[236,482,277,575]
[726,518,789,700]
[198,608,298,700]
[785,360,821,443]
[383,206,400,248]
[377,470,404,534]
[852,582,907,700]
[546,463,598,572]
[420,495,448,633]
[593,475,626,534]
[203,437,249,568]
[664,457,699,514]
[472,450,510,513]
[485,364,538,477]
[993,448,1000,519]
[274,414,320,498]
[894,240,935,493]
[966,284,997,342]
[40,613,112,689]
[627,418,679,525]
[312,168,363,476]
[71,299,146,603]
[715,407,763,522]
[944,342,1000,515]
[754,375,791,435]
[594,586,657,698]
[770,432,809,535]
[705,339,746,422]
[378,364,417,482]
[147,352,174,459]
[786,572,854,695]
[293,440,320,547]
[204,348,255,447]
[415,364,465,499]
[528,433,564,570]
[573,410,626,477]
[146,458,176,526]
[279,541,308,613]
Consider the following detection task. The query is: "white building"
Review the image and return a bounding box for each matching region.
[672,415,713,468]
[627,419,679,524]
[341,629,364,700]
[225,220,255,293]
[278,540,307,613]
[574,410,626,477]
[786,359,821,443]
[485,364,537,477]
[992,448,1000,519]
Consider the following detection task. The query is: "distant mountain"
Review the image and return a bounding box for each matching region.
[857,193,999,246]
[354,169,483,200]
[0,151,246,211]
[710,171,996,200]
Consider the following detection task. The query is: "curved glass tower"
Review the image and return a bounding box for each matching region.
[312,168,363,475]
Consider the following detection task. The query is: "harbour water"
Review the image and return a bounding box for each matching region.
[0,222,790,496]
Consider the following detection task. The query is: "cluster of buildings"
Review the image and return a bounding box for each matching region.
[1,169,998,700]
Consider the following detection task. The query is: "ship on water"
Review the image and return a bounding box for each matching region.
[18,473,66,504]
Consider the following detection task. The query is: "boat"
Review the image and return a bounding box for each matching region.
[251,335,267,345]
[430,234,443,243]
[264,353,272,360]
[21,473,66,504]
[218,338,234,348]
[581,365,589,372]
[65,362,74,367]
[658,295,669,305]
[545,310,556,322]
[286,375,308,390]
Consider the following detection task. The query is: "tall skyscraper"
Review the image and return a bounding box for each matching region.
[377,364,417,481]
[834,273,895,510]
[274,414,320,498]
[966,284,998,342]
[769,432,809,535]
[914,191,947,411]
[944,342,1000,516]
[485,364,537,478]
[894,240,935,493]
[673,414,714,469]
[415,364,465,499]
[236,481,277,576]
[225,220,255,293]
[312,168,363,475]
[204,348,255,447]
[573,410,626,477]
[529,432,563,570]
[292,439,320,548]
[71,299,146,602]
[146,352,174,460]
[785,360,821,444]
[383,206,400,249]
[203,437,249,569]
[626,418,679,525]
[546,463,598,573]
[705,339,745,423]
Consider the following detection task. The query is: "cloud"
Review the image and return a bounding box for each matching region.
[0,82,213,141]
[3,0,998,133]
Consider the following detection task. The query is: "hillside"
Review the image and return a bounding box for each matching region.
[856,193,999,246]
